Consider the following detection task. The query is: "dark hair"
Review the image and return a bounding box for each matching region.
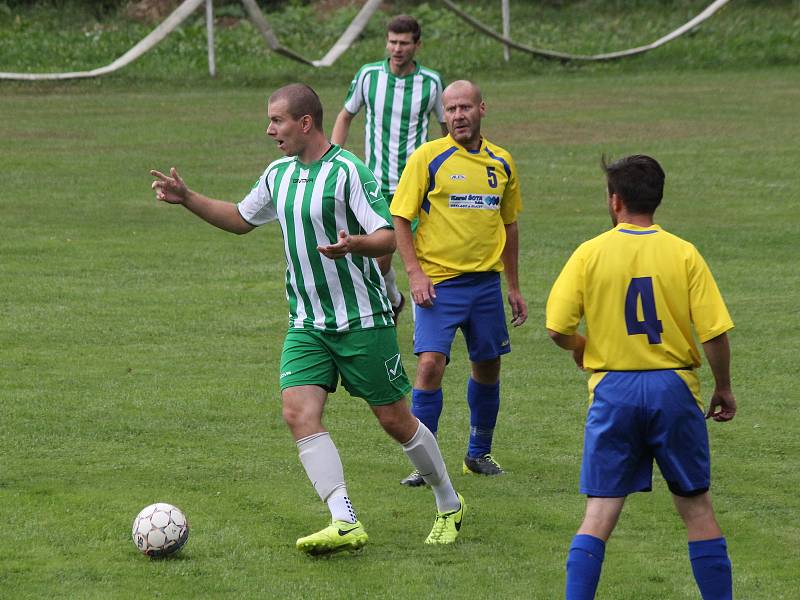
[387,15,421,43]
[602,154,665,215]
[269,83,323,131]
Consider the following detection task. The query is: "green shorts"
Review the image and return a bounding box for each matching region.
[279,327,412,406]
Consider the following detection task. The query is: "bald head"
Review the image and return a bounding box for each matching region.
[268,83,323,131]
[442,80,485,151]
[442,80,482,105]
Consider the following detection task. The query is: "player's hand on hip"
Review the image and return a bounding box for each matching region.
[508,290,528,327]
[409,271,435,308]
[317,230,352,260]
[150,167,189,204]
[571,335,586,370]
[705,388,736,422]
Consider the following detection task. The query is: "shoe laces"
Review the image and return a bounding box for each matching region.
[428,513,451,540]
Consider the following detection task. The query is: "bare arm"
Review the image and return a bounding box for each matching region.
[702,332,736,421]
[502,221,527,326]
[317,227,395,260]
[150,168,253,235]
[331,109,355,146]
[548,330,586,370]
[393,215,436,307]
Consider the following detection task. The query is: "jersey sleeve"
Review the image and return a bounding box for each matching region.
[432,75,445,124]
[346,161,393,234]
[237,169,278,226]
[390,147,428,221]
[545,246,585,335]
[687,246,734,342]
[343,68,365,115]
[499,151,522,225]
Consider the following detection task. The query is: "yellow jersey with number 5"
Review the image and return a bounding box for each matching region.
[390,135,522,284]
[546,223,733,371]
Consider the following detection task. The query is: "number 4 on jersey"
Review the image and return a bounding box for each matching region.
[625,277,663,344]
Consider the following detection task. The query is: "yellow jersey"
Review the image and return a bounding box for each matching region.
[390,135,522,284]
[546,223,733,372]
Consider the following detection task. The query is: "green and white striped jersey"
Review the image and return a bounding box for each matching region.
[344,59,445,196]
[238,144,395,333]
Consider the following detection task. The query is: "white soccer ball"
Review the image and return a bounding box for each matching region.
[132,502,189,558]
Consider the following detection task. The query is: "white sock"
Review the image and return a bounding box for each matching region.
[402,420,460,512]
[327,492,357,524]
[384,266,402,306]
[296,432,357,522]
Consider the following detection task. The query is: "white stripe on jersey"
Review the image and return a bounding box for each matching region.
[332,154,385,329]
[307,163,351,331]
[291,168,328,330]
[405,77,424,170]
[370,71,389,187]
[387,77,406,191]
[275,163,309,330]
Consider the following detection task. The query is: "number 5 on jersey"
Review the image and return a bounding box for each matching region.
[625,277,663,344]
[486,166,498,188]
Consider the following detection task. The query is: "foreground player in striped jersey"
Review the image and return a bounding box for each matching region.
[150,83,464,554]
[546,155,735,599]
[332,14,447,319]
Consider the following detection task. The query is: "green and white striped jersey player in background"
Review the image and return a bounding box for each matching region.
[332,14,447,318]
[150,83,464,555]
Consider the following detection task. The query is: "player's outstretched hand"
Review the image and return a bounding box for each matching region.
[705,388,736,422]
[409,270,436,308]
[317,230,353,260]
[508,290,528,327]
[151,167,189,204]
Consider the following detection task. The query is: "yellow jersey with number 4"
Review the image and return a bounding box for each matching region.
[546,223,733,372]
[390,135,521,284]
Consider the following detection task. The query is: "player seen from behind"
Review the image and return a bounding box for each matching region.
[546,155,735,599]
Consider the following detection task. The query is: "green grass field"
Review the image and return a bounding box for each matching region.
[2,2,799,597]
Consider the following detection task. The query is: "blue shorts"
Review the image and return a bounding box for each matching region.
[413,272,510,362]
[580,370,711,497]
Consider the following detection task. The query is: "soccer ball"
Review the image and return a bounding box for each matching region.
[131,502,189,558]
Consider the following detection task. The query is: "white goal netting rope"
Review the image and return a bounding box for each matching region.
[0,0,733,81]
[442,0,733,62]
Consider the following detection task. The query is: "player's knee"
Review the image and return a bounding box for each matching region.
[416,354,446,387]
[281,402,310,430]
[376,407,416,442]
[471,357,501,383]
[673,490,718,528]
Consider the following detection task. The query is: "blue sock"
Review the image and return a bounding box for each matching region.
[466,378,500,458]
[566,534,605,600]
[689,537,732,600]
[411,388,443,435]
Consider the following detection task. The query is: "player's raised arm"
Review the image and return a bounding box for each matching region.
[150,167,253,235]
